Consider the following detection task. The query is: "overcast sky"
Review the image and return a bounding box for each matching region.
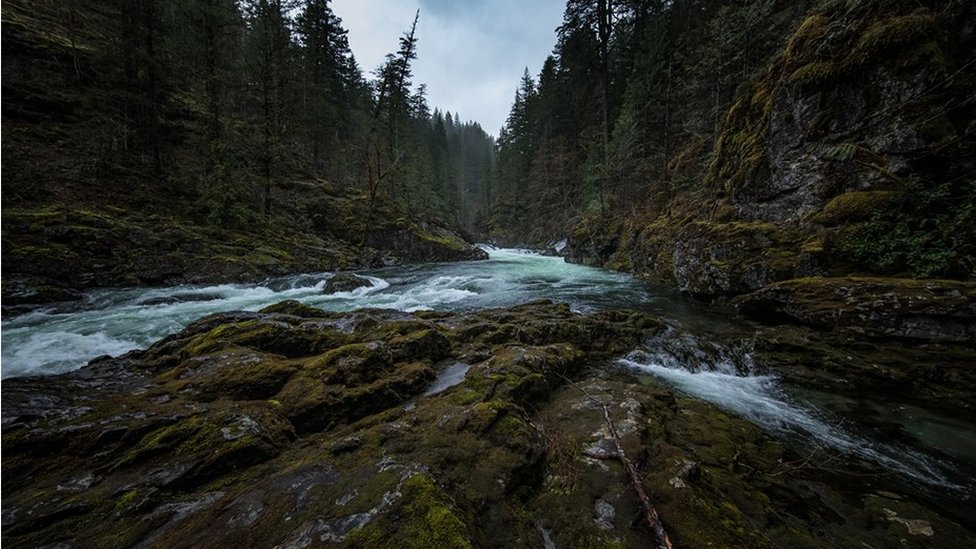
[332,0,566,137]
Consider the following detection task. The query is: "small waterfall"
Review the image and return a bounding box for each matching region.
[618,326,972,495]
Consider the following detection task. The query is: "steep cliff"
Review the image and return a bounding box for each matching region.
[568,0,975,302]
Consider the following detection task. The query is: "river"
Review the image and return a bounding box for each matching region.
[2,247,974,504]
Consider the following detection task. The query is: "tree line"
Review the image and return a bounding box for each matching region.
[4,0,494,231]
[488,0,813,243]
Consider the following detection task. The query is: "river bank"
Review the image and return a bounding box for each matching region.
[3,249,974,547]
[1,180,487,316]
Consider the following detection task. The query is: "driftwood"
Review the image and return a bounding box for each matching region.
[564,376,675,549]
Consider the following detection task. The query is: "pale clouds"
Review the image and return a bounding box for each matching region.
[332,0,565,136]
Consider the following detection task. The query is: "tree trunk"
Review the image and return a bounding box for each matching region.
[597,0,611,215]
[145,0,162,175]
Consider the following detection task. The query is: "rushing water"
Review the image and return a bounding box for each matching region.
[617,328,974,496]
[2,247,973,498]
[1,248,661,378]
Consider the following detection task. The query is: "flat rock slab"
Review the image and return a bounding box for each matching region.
[735,276,976,342]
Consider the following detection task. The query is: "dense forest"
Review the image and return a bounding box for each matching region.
[4,0,495,226]
[2,0,493,300]
[488,0,975,296]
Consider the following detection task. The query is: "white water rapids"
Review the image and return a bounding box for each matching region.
[1,247,972,495]
[1,248,651,378]
[617,328,972,494]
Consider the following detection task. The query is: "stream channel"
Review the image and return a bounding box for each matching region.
[2,247,974,521]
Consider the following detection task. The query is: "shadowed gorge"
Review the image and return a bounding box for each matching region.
[3,0,975,547]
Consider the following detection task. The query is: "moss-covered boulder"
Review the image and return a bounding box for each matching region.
[670,221,817,298]
[324,274,373,294]
[749,322,976,412]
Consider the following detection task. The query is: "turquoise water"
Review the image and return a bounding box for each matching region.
[2,247,973,500]
[1,248,667,378]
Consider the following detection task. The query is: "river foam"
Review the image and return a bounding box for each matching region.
[2,248,655,378]
[617,328,971,494]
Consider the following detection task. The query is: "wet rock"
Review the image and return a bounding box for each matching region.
[364,223,489,263]
[593,499,616,530]
[884,509,934,537]
[668,459,701,490]
[138,293,222,306]
[2,301,973,548]
[259,300,332,318]
[323,274,372,294]
[671,221,809,298]
[735,277,976,341]
[0,276,83,315]
[751,321,976,413]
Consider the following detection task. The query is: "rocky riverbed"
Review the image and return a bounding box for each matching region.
[3,300,974,548]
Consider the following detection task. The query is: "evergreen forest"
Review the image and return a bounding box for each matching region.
[3,1,975,548]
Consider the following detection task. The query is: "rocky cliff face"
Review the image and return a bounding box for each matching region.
[568,1,976,305]
[4,301,974,548]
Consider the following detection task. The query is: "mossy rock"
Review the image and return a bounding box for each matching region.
[347,474,475,548]
[259,299,332,318]
[735,276,976,341]
[670,221,811,298]
[179,318,347,358]
[324,273,373,294]
[3,300,972,547]
[810,190,903,225]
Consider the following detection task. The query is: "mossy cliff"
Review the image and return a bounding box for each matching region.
[567,0,975,306]
[4,301,973,547]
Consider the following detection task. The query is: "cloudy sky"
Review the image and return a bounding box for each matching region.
[332,0,566,137]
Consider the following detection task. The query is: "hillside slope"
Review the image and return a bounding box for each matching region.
[1,180,486,313]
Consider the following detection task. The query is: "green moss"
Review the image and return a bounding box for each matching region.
[304,342,393,383]
[811,191,902,225]
[708,94,770,192]
[114,489,139,511]
[389,329,452,362]
[416,229,465,251]
[464,400,510,434]
[784,14,828,59]
[446,389,481,405]
[788,61,837,87]
[849,11,936,67]
[899,39,947,71]
[345,474,473,549]
[259,300,330,318]
[10,244,70,257]
[196,357,298,401]
[800,237,825,254]
[182,318,344,358]
[400,475,474,549]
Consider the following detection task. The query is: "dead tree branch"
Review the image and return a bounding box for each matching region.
[560,375,674,549]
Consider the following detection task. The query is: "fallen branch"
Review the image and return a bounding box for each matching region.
[560,376,674,549]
